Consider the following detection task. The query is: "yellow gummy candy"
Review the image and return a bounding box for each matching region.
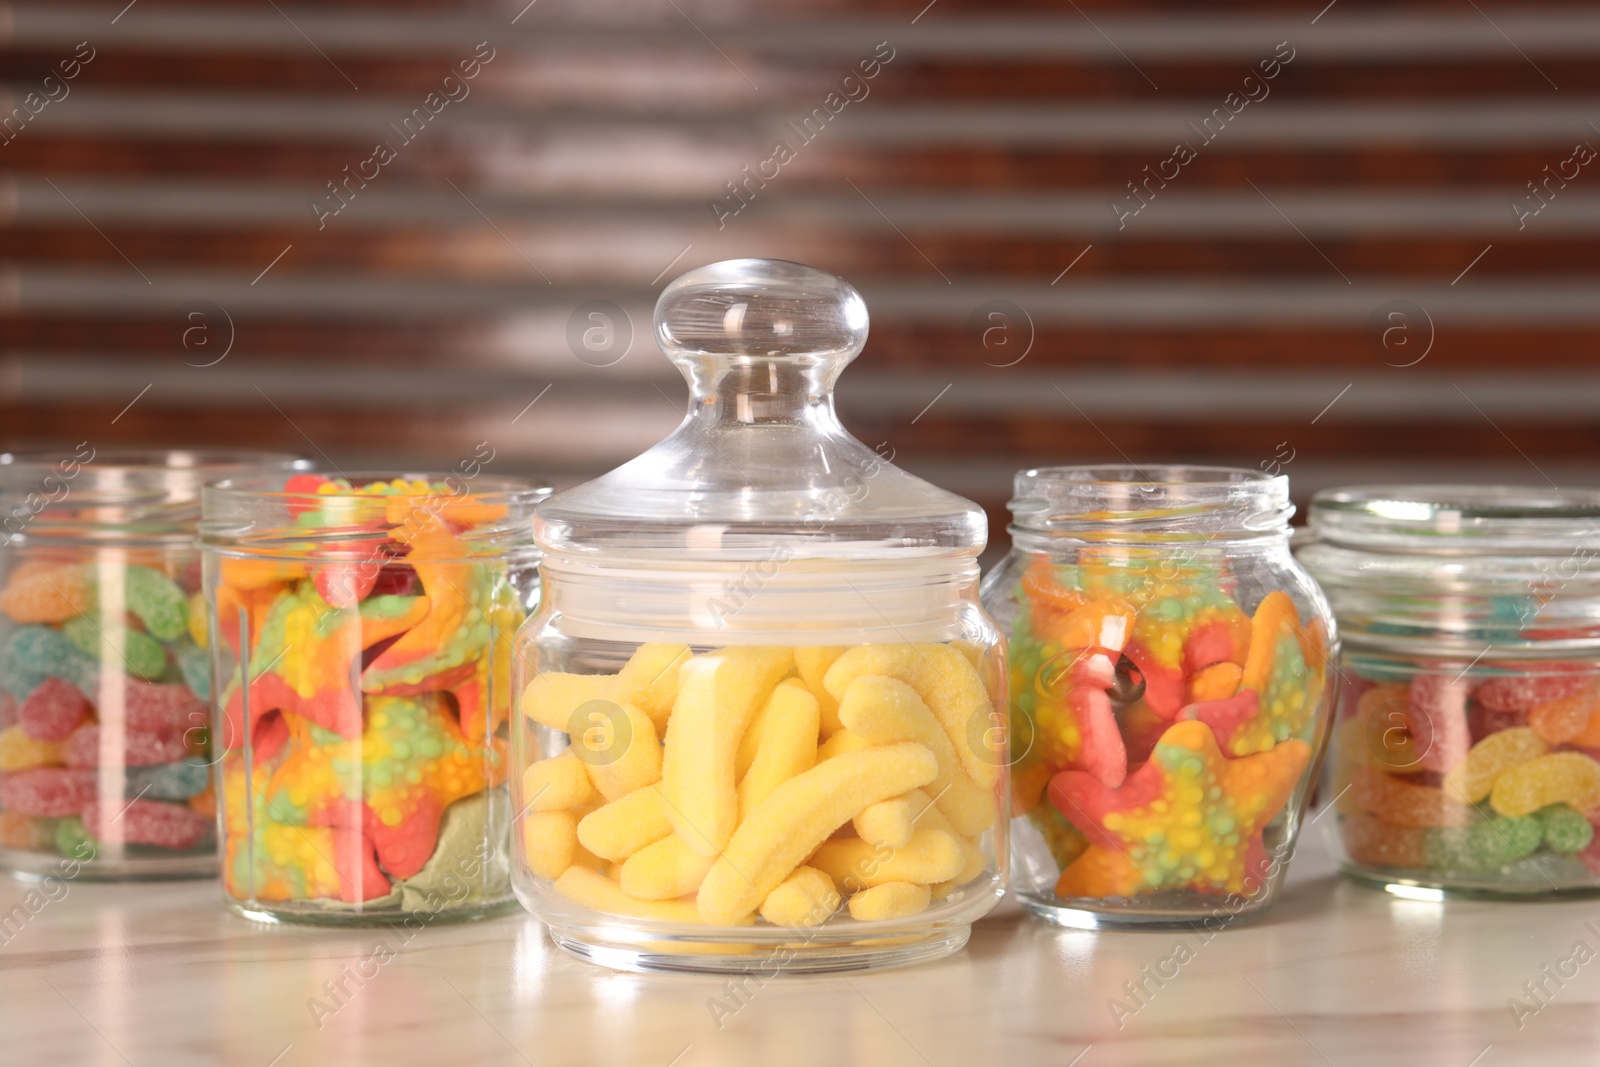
[520,751,594,813]
[795,646,847,737]
[1489,751,1600,817]
[853,795,916,849]
[521,672,614,731]
[1442,727,1550,804]
[696,742,938,925]
[553,867,713,926]
[613,644,692,733]
[847,881,932,921]
[662,646,793,857]
[619,833,716,901]
[817,729,873,762]
[577,784,674,861]
[759,866,841,927]
[836,673,996,837]
[573,700,661,802]
[823,643,999,790]
[737,678,821,818]
[811,825,965,891]
[0,725,66,772]
[522,810,579,880]
[186,591,209,649]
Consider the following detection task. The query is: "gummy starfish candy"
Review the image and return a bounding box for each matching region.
[361,516,492,695]
[1048,719,1311,897]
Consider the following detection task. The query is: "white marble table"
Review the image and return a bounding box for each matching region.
[1,824,1594,1067]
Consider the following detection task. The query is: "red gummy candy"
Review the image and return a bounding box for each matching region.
[1123,640,1185,719]
[125,680,208,734]
[364,795,442,880]
[1476,674,1589,714]
[66,724,190,768]
[283,473,332,517]
[368,562,420,599]
[1069,685,1127,789]
[1182,620,1244,676]
[1177,689,1260,749]
[1469,704,1525,742]
[1407,673,1472,774]
[0,767,95,817]
[19,677,91,742]
[83,797,210,850]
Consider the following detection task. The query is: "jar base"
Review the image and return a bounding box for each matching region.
[548,923,971,975]
[1340,863,1600,901]
[226,896,519,927]
[1,845,217,883]
[1014,889,1272,931]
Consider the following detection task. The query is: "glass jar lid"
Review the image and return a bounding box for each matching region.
[1308,484,1600,555]
[534,259,987,564]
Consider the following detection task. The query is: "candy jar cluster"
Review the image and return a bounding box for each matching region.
[1302,485,1600,894]
[0,450,303,879]
[201,471,547,921]
[982,466,1337,927]
[511,259,1008,972]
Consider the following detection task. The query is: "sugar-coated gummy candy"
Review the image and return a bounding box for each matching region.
[125,759,211,801]
[0,767,95,817]
[123,565,189,642]
[82,797,209,850]
[1476,673,1589,714]
[1528,686,1600,745]
[0,691,16,729]
[1349,767,1473,828]
[172,638,211,702]
[0,562,91,623]
[1535,803,1594,853]
[1406,673,1471,774]
[18,676,91,742]
[0,811,54,850]
[1489,751,1600,818]
[1427,815,1542,872]
[1442,727,1549,804]
[54,815,97,858]
[0,723,66,771]
[124,680,207,734]
[62,617,169,682]
[4,626,98,699]
[66,723,191,769]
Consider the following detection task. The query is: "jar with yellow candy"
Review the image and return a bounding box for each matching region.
[1301,485,1600,897]
[511,259,1007,973]
[201,470,548,922]
[980,466,1337,927]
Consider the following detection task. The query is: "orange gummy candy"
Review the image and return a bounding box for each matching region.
[1534,683,1600,746]
[1348,767,1473,828]
[1340,812,1428,869]
[0,561,91,623]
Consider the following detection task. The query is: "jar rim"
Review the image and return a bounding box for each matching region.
[205,471,552,503]
[1008,464,1292,541]
[1,448,304,476]
[1308,484,1600,553]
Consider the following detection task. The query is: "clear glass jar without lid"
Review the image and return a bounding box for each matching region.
[981,466,1337,928]
[512,259,1007,973]
[1301,485,1600,897]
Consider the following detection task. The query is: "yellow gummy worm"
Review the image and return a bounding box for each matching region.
[817,729,872,762]
[1442,726,1550,804]
[1489,752,1600,817]
[759,866,842,928]
[662,646,794,858]
[521,672,614,731]
[522,810,579,880]
[847,881,932,921]
[910,788,989,890]
[810,825,965,891]
[853,795,915,849]
[574,700,662,802]
[823,644,1000,790]
[576,784,674,861]
[520,751,594,813]
[737,679,821,819]
[613,644,692,733]
[620,833,717,901]
[836,674,997,837]
[696,742,938,925]
[795,646,847,736]
[553,867,723,926]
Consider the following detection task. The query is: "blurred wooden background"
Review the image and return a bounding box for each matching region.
[3,0,1598,552]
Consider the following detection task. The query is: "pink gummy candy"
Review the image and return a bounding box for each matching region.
[1069,685,1127,789]
[82,797,210,850]
[19,677,92,742]
[124,680,207,734]
[1477,674,1589,714]
[0,767,96,817]
[1407,673,1472,774]
[66,724,190,769]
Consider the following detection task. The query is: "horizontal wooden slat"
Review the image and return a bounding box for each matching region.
[4,225,1596,280]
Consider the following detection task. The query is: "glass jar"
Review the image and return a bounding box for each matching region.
[511,259,1007,973]
[200,470,548,923]
[980,466,1337,928]
[1301,485,1600,896]
[0,449,304,880]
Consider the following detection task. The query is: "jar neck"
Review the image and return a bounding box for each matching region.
[679,355,846,430]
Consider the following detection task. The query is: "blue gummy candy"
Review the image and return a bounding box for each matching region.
[126,758,211,801]
[4,625,99,700]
